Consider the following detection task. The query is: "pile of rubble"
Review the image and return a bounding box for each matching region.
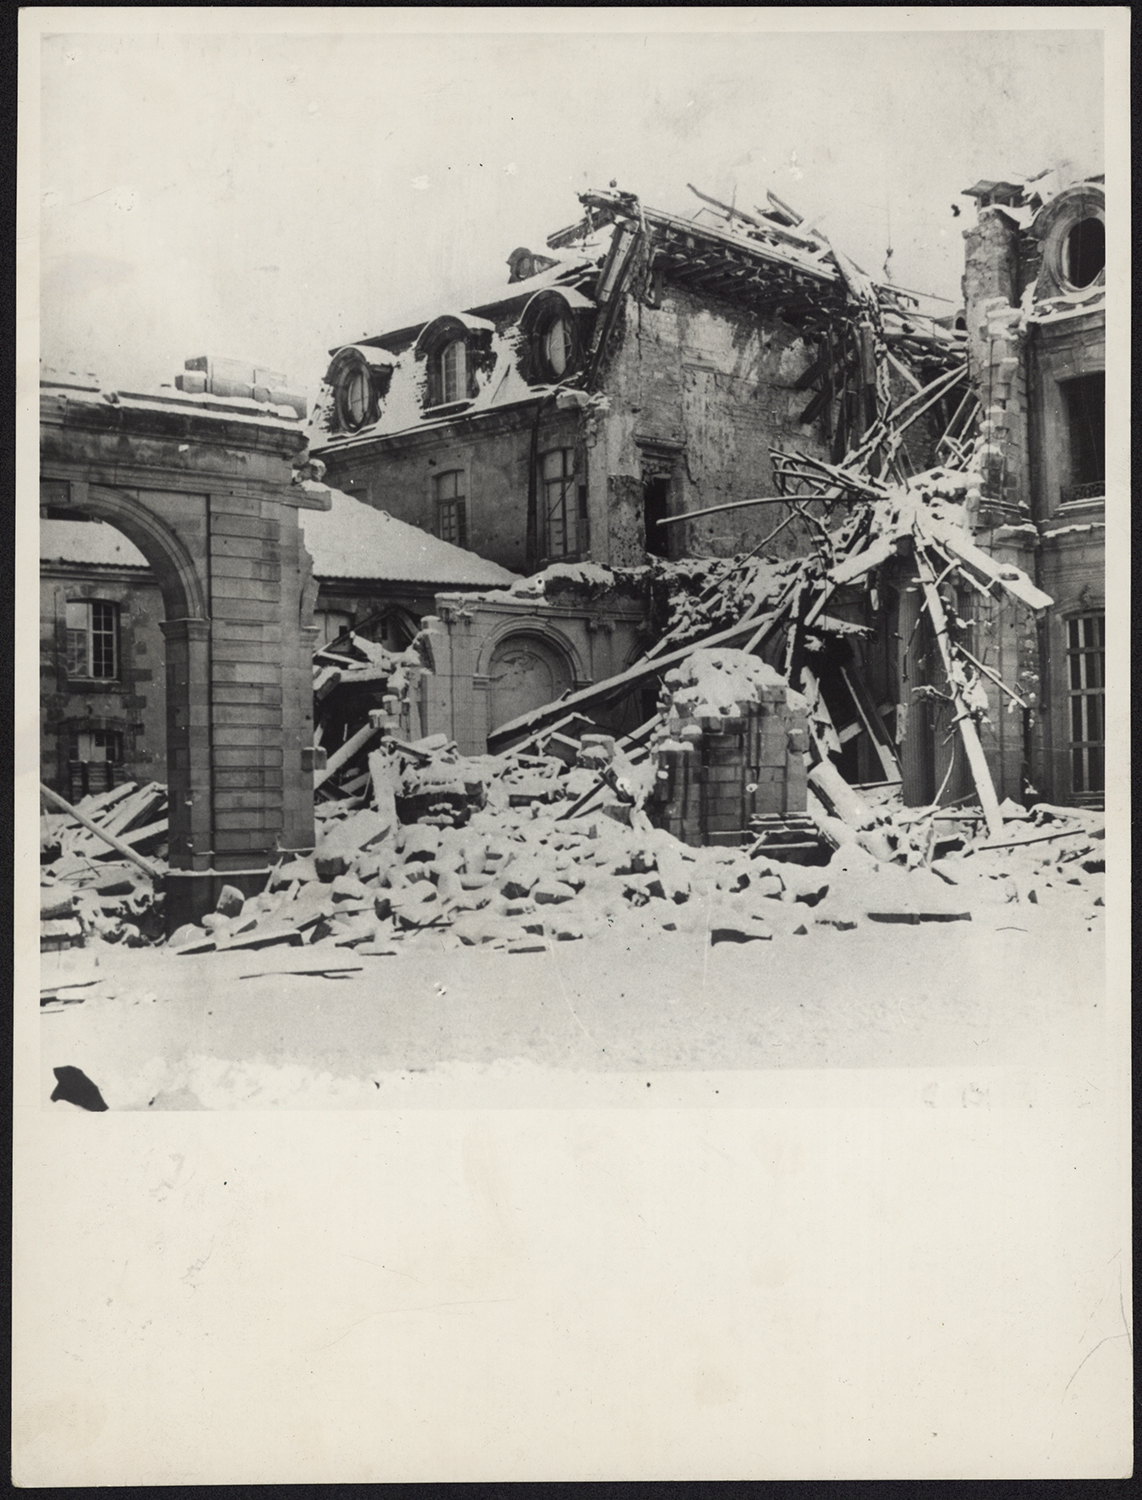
[158,757,1103,962]
[40,781,168,950]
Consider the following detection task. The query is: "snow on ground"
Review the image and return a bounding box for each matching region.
[40,895,1106,1111]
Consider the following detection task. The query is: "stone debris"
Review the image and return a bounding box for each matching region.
[39,781,168,950]
[153,757,1104,957]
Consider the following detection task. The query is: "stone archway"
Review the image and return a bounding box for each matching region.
[486,631,575,733]
[40,381,325,930]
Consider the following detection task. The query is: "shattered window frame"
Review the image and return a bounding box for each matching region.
[1067,612,1105,796]
[65,598,119,681]
[434,468,469,548]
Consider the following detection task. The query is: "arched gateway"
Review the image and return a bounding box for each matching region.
[40,377,328,932]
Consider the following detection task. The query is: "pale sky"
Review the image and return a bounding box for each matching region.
[34,11,1106,400]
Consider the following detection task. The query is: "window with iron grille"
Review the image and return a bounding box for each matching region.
[542,448,587,558]
[68,729,123,801]
[434,470,468,548]
[1067,613,1105,795]
[1061,373,1105,504]
[66,600,119,680]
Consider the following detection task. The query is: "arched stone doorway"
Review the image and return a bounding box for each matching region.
[40,379,324,930]
[487,631,574,734]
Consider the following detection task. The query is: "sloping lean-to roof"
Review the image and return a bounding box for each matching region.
[41,494,518,590]
[298,485,518,587]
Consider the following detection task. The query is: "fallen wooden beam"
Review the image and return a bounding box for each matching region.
[913,542,1004,840]
[975,828,1086,852]
[488,612,784,753]
[40,784,164,881]
[314,722,380,789]
[655,495,795,527]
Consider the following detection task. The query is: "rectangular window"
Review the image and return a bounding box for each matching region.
[1061,373,1105,504]
[429,339,470,408]
[68,730,123,801]
[1067,613,1105,796]
[66,600,119,680]
[434,470,468,548]
[542,448,586,559]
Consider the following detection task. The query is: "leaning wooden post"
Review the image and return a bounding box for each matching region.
[911,542,1005,840]
[40,783,165,881]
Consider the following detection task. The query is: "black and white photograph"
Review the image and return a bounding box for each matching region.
[15,7,1130,1484]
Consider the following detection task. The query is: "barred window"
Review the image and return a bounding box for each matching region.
[542,448,587,558]
[66,600,119,680]
[68,729,123,801]
[1067,613,1105,795]
[434,470,468,548]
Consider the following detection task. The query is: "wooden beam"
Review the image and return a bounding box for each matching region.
[912,543,1004,839]
[40,783,164,881]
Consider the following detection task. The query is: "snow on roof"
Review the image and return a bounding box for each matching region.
[40,493,518,589]
[40,519,151,569]
[362,252,602,350]
[298,485,518,586]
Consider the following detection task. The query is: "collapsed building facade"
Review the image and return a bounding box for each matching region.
[39,173,1106,942]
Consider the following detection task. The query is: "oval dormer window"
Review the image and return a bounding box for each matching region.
[518,289,592,385]
[341,364,372,429]
[325,346,392,433]
[1064,216,1105,290]
[542,315,574,379]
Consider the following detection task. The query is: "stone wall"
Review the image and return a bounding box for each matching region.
[320,406,583,576]
[595,285,833,566]
[417,584,648,755]
[39,569,167,794]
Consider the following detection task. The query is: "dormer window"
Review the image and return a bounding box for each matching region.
[341,364,372,429]
[518,288,592,385]
[542,316,574,379]
[324,345,394,433]
[1035,184,1106,301]
[1064,217,1105,290]
[415,314,493,411]
[434,338,469,407]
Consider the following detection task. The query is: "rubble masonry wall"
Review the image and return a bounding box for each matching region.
[594,284,835,566]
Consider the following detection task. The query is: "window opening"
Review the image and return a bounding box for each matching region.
[66,600,119,679]
[542,449,584,558]
[1064,217,1105,289]
[434,470,468,548]
[315,609,355,647]
[1061,373,1105,503]
[543,316,573,379]
[430,338,469,407]
[643,476,670,558]
[1067,613,1105,796]
[68,729,123,801]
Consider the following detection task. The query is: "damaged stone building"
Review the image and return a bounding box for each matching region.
[38,173,1106,936]
[309,184,968,757]
[960,171,1106,804]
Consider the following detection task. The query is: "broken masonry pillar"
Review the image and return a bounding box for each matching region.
[646,648,809,848]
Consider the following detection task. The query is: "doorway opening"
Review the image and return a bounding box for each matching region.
[643,476,670,559]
